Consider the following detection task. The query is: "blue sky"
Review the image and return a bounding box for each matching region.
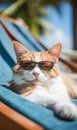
[40,2,73,50]
[48,2,73,37]
[0,3,12,11]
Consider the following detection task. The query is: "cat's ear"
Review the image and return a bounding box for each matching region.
[13,41,29,60]
[48,43,62,59]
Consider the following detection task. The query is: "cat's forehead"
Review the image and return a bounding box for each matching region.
[21,51,55,62]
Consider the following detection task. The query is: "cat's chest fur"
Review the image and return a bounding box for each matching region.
[22,76,67,97]
[21,76,70,108]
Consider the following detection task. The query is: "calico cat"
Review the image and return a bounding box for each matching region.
[10,41,77,120]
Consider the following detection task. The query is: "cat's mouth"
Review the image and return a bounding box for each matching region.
[34,77,39,81]
[33,75,47,82]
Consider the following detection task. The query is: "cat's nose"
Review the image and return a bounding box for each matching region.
[33,72,39,77]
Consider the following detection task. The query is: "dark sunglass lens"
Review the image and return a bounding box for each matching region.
[21,61,35,70]
[39,62,54,70]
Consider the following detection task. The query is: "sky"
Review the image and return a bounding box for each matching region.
[40,2,73,51]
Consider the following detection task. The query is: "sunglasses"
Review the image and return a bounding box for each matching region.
[19,61,54,71]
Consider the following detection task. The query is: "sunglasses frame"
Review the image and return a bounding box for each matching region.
[19,61,54,71]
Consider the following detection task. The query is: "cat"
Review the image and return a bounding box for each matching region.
[10,41,77,120]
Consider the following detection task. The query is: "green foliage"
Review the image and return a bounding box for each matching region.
[0,0,72,36]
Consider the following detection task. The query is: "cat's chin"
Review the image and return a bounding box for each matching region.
[31,78,46,83]
[34,77,47,82]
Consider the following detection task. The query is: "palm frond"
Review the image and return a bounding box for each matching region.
[2,0,26,16]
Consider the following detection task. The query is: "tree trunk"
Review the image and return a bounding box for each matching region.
[73,0,77,50]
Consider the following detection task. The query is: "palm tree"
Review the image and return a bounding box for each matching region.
[0,0,71,35]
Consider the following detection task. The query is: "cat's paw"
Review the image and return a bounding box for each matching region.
[54,102,77,120]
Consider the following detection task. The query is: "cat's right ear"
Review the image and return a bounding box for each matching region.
[13,41,29,61]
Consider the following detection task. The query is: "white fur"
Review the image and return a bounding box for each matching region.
[14,66,77,120]
[25,75,77,120]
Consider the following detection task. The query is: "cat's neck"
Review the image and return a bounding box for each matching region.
[42,75,63,87]
[10,80,37,94]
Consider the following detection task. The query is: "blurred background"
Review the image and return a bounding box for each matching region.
[0,0,77,51]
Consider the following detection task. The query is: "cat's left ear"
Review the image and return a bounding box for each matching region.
[13,41,29,61]
[48,43,62,59]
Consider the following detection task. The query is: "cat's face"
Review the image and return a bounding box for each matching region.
[13,41,62,84]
